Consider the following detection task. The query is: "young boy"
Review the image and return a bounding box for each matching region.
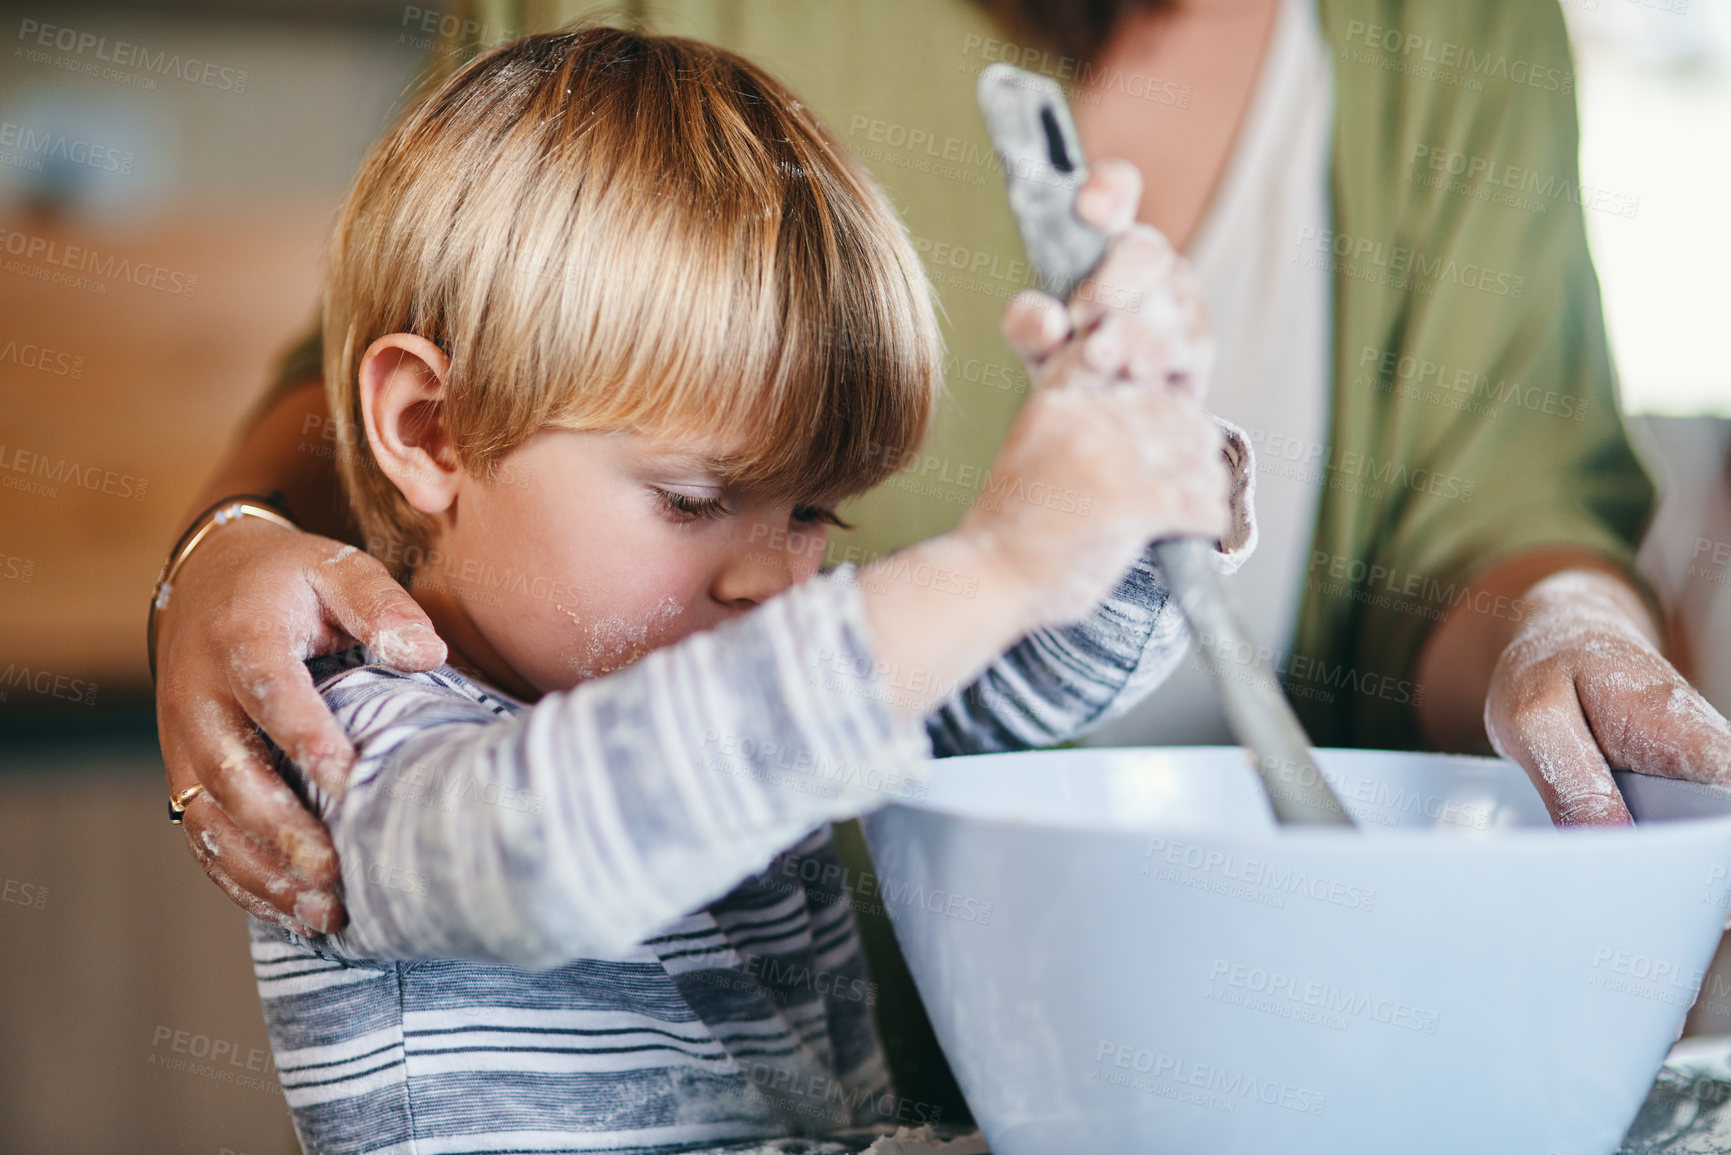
[250,23,1252,1154]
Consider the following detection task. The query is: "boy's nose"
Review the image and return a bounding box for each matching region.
[711,550,795,610]
[710,521,820,610]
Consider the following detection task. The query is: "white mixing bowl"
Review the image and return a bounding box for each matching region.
[861,747,1731,1155]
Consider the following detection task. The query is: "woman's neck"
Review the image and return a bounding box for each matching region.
[1072,0,1283,252]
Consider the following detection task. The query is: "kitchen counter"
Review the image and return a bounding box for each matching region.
[749,1037,1731,1154]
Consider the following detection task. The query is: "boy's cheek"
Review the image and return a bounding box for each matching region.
[468,523,709,691]
[447,435,748,687]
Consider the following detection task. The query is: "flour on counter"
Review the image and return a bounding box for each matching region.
[861,1126,990,1153]
[707,1127,991,1155]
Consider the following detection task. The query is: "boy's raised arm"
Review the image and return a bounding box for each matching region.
[306,563,936,969]
[912,159,1251,757]
[923,422,1256,756]
[310,320,1233,968]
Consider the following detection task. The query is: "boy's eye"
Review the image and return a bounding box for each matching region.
[656,489,729,521]
[793,505,852,530]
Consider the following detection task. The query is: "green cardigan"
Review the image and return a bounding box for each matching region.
[1298,0,1653,744]
[266,0,1655,1121]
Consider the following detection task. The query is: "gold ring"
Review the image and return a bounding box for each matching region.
[168,783,207,824]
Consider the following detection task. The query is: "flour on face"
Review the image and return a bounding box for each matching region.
[571,594,685,677]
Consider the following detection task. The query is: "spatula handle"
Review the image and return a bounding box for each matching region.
[977,62,1353,827]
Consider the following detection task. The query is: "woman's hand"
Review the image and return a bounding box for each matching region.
[154,516,445,934]
[1485,569,1731,824]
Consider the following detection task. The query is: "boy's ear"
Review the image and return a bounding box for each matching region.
[358,334,460,515]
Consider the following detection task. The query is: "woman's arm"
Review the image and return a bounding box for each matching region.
[1414,547,1636,754]
[155,375,446,937]
[1297,0,1660,755]
[185,378,353,542]
[1416,550,1731,825]
[1306,2,1731,823]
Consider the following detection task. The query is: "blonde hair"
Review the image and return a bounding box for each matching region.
[323,23,943,572]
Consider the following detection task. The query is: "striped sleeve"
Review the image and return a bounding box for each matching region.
[308,566,934,971]
[923,418,1258,755]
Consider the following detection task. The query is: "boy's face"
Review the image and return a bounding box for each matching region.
[411,425,842,699]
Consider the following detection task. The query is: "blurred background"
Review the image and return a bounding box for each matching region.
[0,2,423,1151]
[1,0,1729,1151]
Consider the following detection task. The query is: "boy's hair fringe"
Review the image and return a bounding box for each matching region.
[324,23,943,574]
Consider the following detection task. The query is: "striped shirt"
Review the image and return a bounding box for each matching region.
[251,542,1231,1155]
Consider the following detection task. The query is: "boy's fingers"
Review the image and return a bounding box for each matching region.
[1081,314,1132,376]
[1169,396,1227,455]
[1031,331,1113,396]
[308,549,446,672]
[1082,311,1171,380]
[1160,326,1216,400]
[1070,226,1178,335]
[1167,472,1232,540]
[1070,233,1213,400]
[1128,390,1220,458]
[1001,290,1072,368]
[226,630,356,798]
[185,695,342,887]
[1087,311,1215,395]
[1074,158,1143,235]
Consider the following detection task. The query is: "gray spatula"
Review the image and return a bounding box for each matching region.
[977,62,1353,827]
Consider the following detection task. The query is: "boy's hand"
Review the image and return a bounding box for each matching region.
[960,342,1229,628]
[961,157,1230,628]
[154,517,445,936]
[999,159,1213,400]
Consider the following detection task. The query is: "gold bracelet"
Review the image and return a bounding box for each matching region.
[147,495,299,683]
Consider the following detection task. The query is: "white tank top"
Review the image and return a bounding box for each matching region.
[1083,0,1334,747]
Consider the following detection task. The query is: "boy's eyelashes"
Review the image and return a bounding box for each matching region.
[655,488,729,521]
[651,488,850,530]
[793,506,852,530]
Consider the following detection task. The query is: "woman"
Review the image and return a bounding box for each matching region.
[150,0,1731,1124]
